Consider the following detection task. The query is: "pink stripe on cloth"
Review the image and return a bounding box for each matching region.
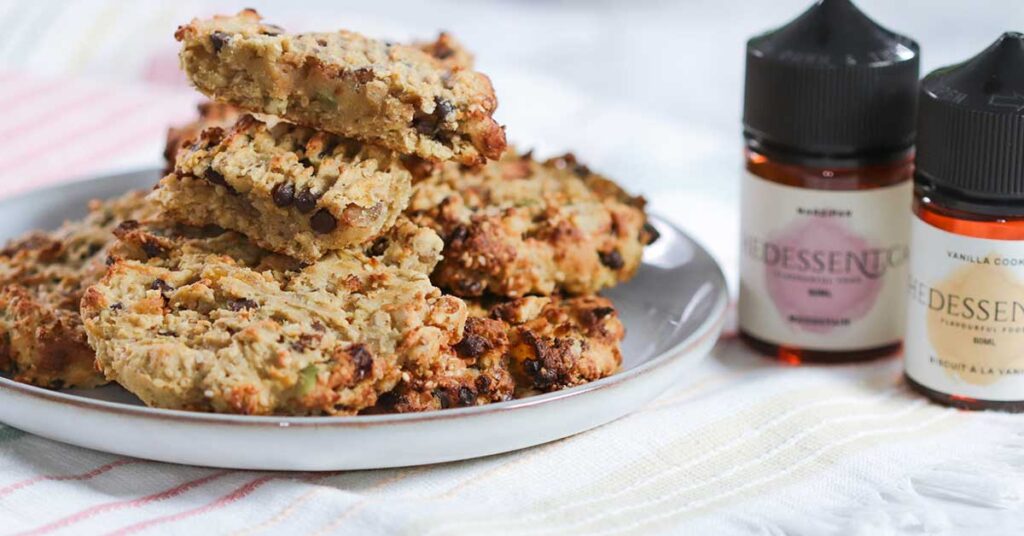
[106,476,277,536]
[16,470,237,536]
[0,86,111,143]
[0,97,151,173]
[0,459,139,499]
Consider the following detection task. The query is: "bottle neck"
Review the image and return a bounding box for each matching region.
[914,172,1024,219]
[745,134,914,169]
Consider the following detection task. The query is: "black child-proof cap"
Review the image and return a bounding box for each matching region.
[743,0,919,161]
[916,32,1024,213]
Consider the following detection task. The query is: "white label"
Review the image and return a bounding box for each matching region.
[905,216,1024,401]
[739,173,911,350]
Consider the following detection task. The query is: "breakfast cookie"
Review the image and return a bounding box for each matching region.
[479,295,625,394]
[0,191,155,389]
[373,315,515,413]
[175,9,505,165]
[408,150,658,297]
[155,114,413,263]
[81,217,482,416]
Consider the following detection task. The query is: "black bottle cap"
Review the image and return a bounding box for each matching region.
[916,32,1024,212]
[743,0,919,163]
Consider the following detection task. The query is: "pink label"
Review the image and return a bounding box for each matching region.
[739,173,911,350]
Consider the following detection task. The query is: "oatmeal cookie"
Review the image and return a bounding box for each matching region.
[163,101,243,172]
[480,295,625,394]
[154,114,413,262]
[0,191,155,389]
[175,10,505,165]
[373,315,515,413]
[408,150,658,297]
[81,218,481,416]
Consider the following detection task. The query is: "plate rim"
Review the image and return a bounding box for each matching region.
[0,168,728,429]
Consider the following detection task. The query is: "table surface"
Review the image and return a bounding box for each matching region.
[0,1,1023,534]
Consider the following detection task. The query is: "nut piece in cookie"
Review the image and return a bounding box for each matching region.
[0,191,156,389]
[408,150,656,297]
[154,114,413,262]
[175,9,506,165]
[80,218,469,416]
[482,295,625,394]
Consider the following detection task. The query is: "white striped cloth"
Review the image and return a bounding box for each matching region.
[1,2,1023,535]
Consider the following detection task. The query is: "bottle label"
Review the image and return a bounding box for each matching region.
[739,173,911,350]
[905,217,1024,401]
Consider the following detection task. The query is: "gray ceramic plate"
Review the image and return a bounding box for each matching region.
[0,169,727,470]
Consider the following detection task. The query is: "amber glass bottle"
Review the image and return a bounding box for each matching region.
[904,33,1024,411]
[739,0,919,364]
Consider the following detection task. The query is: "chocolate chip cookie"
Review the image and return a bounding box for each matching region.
[0,191,156,389]
[175,9,505,165]
[408,150,658,297]
[478,295,625,394]
[81,217,486,416]
[155,114,413,262]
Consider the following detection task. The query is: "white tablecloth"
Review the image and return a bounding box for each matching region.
[0,1,1022,534]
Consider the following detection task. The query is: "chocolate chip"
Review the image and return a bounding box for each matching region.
[458,386,475,406]
[591,306,615,319]
[448,225,469,244]
[573,164,590,178]
[350,344,374,380]
[367,237,389,257]
[434,389,452,409]
[599,249,625,270]
[435,98,455,121]
[105,255,116,266]
[295,188,318,213]
[271,182,295,207]
[110,302,123,311]
[475,375,491,392]
[316,38,327,47]
[524,359,542,376]
[455,334,488,358]
[150,279,174,293]
[204,168,235,193]
[210,31,230,53]
[642,221,661,245]
[298,157,313,168]
[86,243,103,257]
[227,298,258,311]
[141,240,166,259]
[310,209,337,234]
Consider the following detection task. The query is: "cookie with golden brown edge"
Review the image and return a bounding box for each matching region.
[175,9,505,165]
[155,114,413,263]
[0,191,156,389]
[371,316,515,413]
[81,217,480,416]
[473,295,625,394]
[163,101,244,173]
[408,150,658,298]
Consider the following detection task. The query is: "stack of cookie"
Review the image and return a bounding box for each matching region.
[0,10,657,415]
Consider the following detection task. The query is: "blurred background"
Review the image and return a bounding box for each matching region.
[0,0,1021,283]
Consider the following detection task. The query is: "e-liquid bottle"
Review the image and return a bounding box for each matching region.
[739,0,919,364]
[905,32,1024,411]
